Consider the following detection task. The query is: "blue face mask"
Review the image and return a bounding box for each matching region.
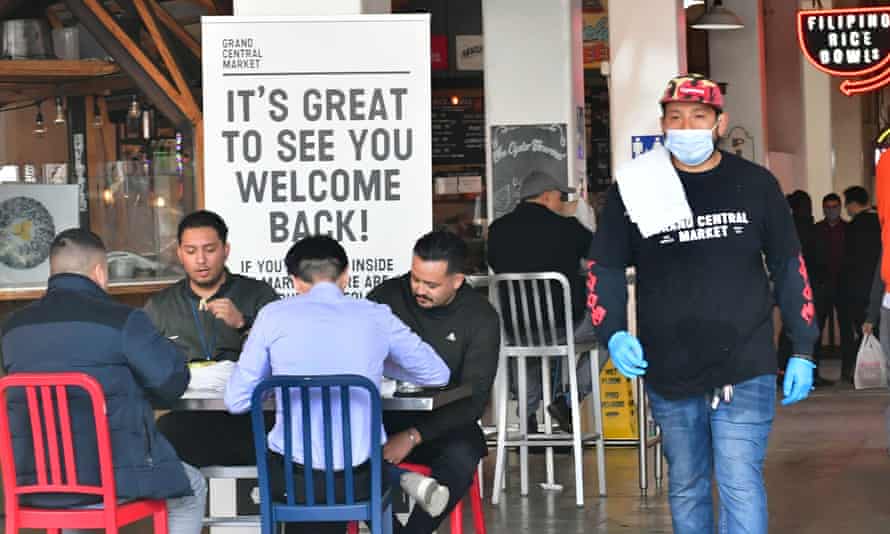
[664,127,717,166]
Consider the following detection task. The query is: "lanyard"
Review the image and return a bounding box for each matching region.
[190,300,216,361]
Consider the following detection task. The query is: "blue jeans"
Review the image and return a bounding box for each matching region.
[64,462,207,534]
[648,374,775,534]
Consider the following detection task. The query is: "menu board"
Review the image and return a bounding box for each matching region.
[490,123,568,221]
[431,96,485,165]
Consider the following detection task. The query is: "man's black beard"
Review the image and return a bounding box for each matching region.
[192,270,225,290]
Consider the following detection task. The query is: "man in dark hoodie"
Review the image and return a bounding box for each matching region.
[839,185,881,382]
[0,229,206,534]
[368,231,500,534]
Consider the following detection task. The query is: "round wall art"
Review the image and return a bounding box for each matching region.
[0,196,56,270]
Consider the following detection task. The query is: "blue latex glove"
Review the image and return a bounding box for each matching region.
[781,357,816,406]
[608,331,647,378]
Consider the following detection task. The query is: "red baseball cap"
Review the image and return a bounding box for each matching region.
[660,73,724,112]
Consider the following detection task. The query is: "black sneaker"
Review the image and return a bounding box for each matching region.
[546,396,573,434]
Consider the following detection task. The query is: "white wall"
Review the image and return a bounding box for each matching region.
[708,0,766,165]
[763,0,805,193]
[801,27,834,209]
[607,0,686,172]
[832,77,866,197]
[482,0,585,193]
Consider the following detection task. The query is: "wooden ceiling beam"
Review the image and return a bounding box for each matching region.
[174,0,216,15]
[132,0,199,119]
[0,76,135,107]
[151,1,200,58]
[63,0,193,128]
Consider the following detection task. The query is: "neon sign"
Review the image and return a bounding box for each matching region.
[797,6,890,96]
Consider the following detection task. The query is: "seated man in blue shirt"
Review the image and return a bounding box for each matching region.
[224,236,452,534]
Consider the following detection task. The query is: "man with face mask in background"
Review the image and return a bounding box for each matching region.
[587,74,818,534]
[811,193,846,384]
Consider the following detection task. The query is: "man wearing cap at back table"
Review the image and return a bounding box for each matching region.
[487,170,601,434]
[588,73,818,534]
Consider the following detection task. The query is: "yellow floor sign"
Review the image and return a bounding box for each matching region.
[600,360,638,439]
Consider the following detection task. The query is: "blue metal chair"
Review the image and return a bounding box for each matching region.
[250,375,392,534]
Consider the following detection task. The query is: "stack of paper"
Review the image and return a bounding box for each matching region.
[188,360,235,391]
[615,145,693,238]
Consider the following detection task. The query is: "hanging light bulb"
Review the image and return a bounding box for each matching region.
[33,103,47,136]
[102,188,114,205]
[53,96,65,125]
[690,0,744,30]
[92,97,103,128]
[155,195,166,208]
[128,95,141,118]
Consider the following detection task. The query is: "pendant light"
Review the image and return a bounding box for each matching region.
[33,102,47,136]
[690,0,744,30]
[128,95,141,118]
[92,97,103,128]
[53,96,65,125]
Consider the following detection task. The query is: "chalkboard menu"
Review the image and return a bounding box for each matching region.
[432,96,485,165]
[491,123,568,221]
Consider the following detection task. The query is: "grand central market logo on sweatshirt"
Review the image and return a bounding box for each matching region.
[656,211,750,245]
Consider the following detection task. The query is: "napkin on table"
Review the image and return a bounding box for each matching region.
[188,360,235,391]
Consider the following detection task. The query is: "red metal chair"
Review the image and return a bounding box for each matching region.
[347,462,485,534]
[0,372,168,534]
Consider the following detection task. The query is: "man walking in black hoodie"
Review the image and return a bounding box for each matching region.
[368,231,500,534]
[839,186,881,382]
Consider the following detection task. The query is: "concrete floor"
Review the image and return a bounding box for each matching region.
[5,362,890,534]
[467,362,890,533]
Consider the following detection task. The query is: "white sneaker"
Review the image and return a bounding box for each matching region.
[399,472,450,517]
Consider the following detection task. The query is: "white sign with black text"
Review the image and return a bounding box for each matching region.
[202,15,432,297]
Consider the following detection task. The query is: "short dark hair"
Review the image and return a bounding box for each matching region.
[50,228,106,275]
[413,231,467,275]
[786,190,812,218]
[843,186,870,206]
[823,193,841,204]
[178,210,228,243]
[285,235,348,283]
[51,228,106,257]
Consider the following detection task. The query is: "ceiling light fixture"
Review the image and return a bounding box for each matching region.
[53,96,65,125]
[128,95,141,119]
[33,102,47,136]
[690,0,744,30]
[92,97,103,128]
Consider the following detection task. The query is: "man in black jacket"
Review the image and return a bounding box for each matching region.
[839,186,881,382]
[1,229,205,534]
[486,170,595,431]
[146,210,279,466]
[368,231,499,534]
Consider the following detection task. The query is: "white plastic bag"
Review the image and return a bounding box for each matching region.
[854,334,888,390]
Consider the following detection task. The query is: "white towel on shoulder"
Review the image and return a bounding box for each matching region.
[615,145,693,238]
